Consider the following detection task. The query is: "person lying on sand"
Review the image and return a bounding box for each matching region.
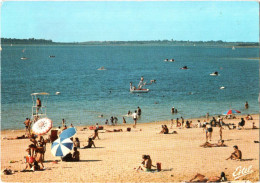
[189,172,227,182]
[106,129,123,132]
[200,140,226,148]
[4,134,30,140]
[136,155,156,172]
[82,138,96,148]
[226,145,242,160]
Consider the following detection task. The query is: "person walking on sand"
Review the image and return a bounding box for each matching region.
[219,126,223,141]
[89,129,100,140]
[132,110,138,128]
[207,123,213,141]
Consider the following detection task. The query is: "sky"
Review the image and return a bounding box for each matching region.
[1,1,259,42]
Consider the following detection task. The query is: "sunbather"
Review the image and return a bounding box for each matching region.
[226,145,242,160]
[200,140,226,148]
[82,138,96,148]
[190,172,227,182]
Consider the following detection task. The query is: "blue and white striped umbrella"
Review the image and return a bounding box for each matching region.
[59,127,77,139]
[51,138,73,157]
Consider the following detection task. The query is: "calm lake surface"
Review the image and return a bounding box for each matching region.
[1,45,259,129]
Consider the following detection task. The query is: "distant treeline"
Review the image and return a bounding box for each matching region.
[1,38,259,46]
[1,38,54,45]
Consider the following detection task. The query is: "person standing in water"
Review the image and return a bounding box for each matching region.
[137,106,142,116]
[245,101,249,109]
[138,76,146,89]
[132,110,138,128]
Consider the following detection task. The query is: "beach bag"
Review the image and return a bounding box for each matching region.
[156,162,161,171]
[127,128,131,132]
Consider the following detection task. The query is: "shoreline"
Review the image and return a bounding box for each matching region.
[1,113,258,133]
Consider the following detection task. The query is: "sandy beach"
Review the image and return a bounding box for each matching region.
[1,114,259,182]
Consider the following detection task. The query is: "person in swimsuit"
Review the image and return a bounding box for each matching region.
[73,137,80,148]
[136,155,154,172]
[82,138,96,148]
[226,145,242,160]
[36,98,42,113]
[190,172,227,182]
[89,129,100,140]
[72,147,80,161]
[200,140,227,148]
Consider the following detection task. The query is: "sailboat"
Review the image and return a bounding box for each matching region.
[232,46,235,50]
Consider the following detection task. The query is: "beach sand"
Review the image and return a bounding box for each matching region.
[1,114,259,182]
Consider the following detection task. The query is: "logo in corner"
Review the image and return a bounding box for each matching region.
[233,165,254,180]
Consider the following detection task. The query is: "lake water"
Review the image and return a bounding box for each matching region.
[1,45,259,130]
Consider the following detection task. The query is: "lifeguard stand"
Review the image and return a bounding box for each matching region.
[31,92,49,121]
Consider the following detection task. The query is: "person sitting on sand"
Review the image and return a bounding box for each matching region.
[238,118,245,129]
[106,129,123,132]
[35,148,45,169]
[72,147,80,161]
[200,140,226,148]
[62,147,80,161]
[89,129,100,140]
[74,137,80,148]
[159,125,165,134]
[189,172,227,182]
[136,155,155,172]
[82,138,96,148]
[226,145,242,160]
[252,122,257,129]
[185,120,191,128]
[246,114,253,120]
[164,125,169,134]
